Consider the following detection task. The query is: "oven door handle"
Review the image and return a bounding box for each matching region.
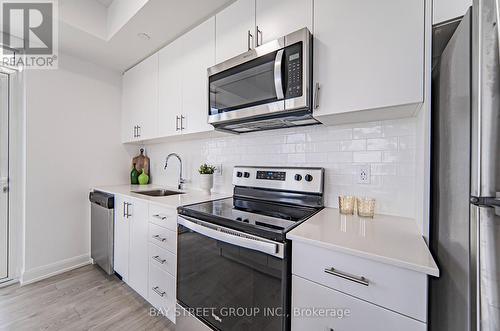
[274,49,285,100]
[178,216,280,257]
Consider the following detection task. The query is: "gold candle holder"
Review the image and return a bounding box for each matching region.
[338,195,356,215]
[357,197,376,218]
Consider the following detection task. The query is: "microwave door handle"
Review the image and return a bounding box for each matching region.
[178,216,279,256]
[274,49,285,100]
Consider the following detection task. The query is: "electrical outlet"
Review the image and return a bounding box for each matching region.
[214,164,222,175]
[357,165,371,184]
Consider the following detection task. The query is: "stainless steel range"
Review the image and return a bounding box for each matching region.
[176,166,324,331]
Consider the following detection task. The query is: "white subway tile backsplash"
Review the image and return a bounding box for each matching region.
[382,150,415,163]
[327,151,353,163]
[398,135,416,150]
[353,151,382,163]
[367,137,398,151]
[341,139,366,151]
[383,118,416,137]
[140,118,418,218]
[352,122,383,139]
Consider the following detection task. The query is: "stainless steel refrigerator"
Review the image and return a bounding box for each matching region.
[430,0,500,330]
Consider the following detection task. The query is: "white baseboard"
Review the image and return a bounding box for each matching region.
[20,254,91,286]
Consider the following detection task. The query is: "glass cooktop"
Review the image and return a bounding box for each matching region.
[178,197,321,241]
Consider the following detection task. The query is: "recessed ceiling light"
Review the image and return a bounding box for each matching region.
[137,32,151,41]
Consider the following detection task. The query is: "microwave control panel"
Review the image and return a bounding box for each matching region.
[285,43,303,99]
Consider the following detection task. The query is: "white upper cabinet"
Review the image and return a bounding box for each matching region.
[216,0,256,63]
[121,53,159,143]
[180,17,216,135]
[158,37,183,137]
[313,0,425,125]
[433,0,471,24]
[255,0,312,45]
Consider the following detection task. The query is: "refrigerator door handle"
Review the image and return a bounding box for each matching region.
[470,195,500,208]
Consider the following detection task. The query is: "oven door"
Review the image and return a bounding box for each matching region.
[208,28,310,126]
[177,216,289,331]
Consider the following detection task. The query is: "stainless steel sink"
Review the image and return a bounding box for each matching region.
[132,189,185,197]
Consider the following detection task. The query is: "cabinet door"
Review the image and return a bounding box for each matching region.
[291,275,426,331]
[121,72,138,143]
[158,37,183,137]
[181,17,215,135]
[128,198,149,298]
[113,195,129,281]
[121,54,159,141]
[215,0,256,63]
[255,0,312,45]
[314,0,424,122]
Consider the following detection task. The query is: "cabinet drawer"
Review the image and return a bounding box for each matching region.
[149,223,176,253]
[149,243,176,277]
[148,263,176,322]
[292,241,427,322]
[149,203,177,231]
[292,275,426,331]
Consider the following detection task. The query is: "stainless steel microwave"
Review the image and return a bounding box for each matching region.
[207,28,317,134]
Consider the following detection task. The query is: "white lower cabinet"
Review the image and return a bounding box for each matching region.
[292,275,426,331]
[291,241,429,330]
[113,196,149,297]
[147,205,177,323]
[113,195,130,281]
[127,199,149,298]
[149,263,176,323]
[113,196,177,324]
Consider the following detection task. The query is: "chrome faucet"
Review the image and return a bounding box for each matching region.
[164,153,186,190]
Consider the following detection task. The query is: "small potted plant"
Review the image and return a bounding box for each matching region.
[198,163,216,193]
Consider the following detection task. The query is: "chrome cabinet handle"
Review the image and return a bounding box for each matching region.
[133,126,137,138]
[256,26,262,46]
[137,126,141,137]
[152,255,166,264]
[153,214,168,220]
[125,203,132,218]
[181,115,185,130]
[247,30,254,50]
[176,116,180,131]
[123,202,127,218]
[314,83,321,109]
[152,286,166,297]
[324,267,369,286]
[153,234,167,242]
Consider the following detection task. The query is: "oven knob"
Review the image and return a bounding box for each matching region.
[305,174,313,182]
[294,174,302,181]
[236,217,242,221]
[244,172,250,178]
[236,171,243,178]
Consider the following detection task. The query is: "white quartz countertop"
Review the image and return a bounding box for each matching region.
[287,208,439,277]
[93,184,230,209]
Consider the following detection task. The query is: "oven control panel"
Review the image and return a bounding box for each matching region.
[233,166,324,194]
[256,171,286,181]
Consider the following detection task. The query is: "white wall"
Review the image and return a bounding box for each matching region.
[22,53,129,283]
[433,0,471,24]
[139,118,418,218]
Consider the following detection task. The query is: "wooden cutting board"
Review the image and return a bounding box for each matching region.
[133,148,150,175]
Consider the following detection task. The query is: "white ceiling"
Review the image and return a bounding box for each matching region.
[95,0,114,8]
[58,0,235,72]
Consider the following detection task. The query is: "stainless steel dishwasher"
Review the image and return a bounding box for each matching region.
[89,191,114,275]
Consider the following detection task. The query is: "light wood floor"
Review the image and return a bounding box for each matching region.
[0,265,176,331]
